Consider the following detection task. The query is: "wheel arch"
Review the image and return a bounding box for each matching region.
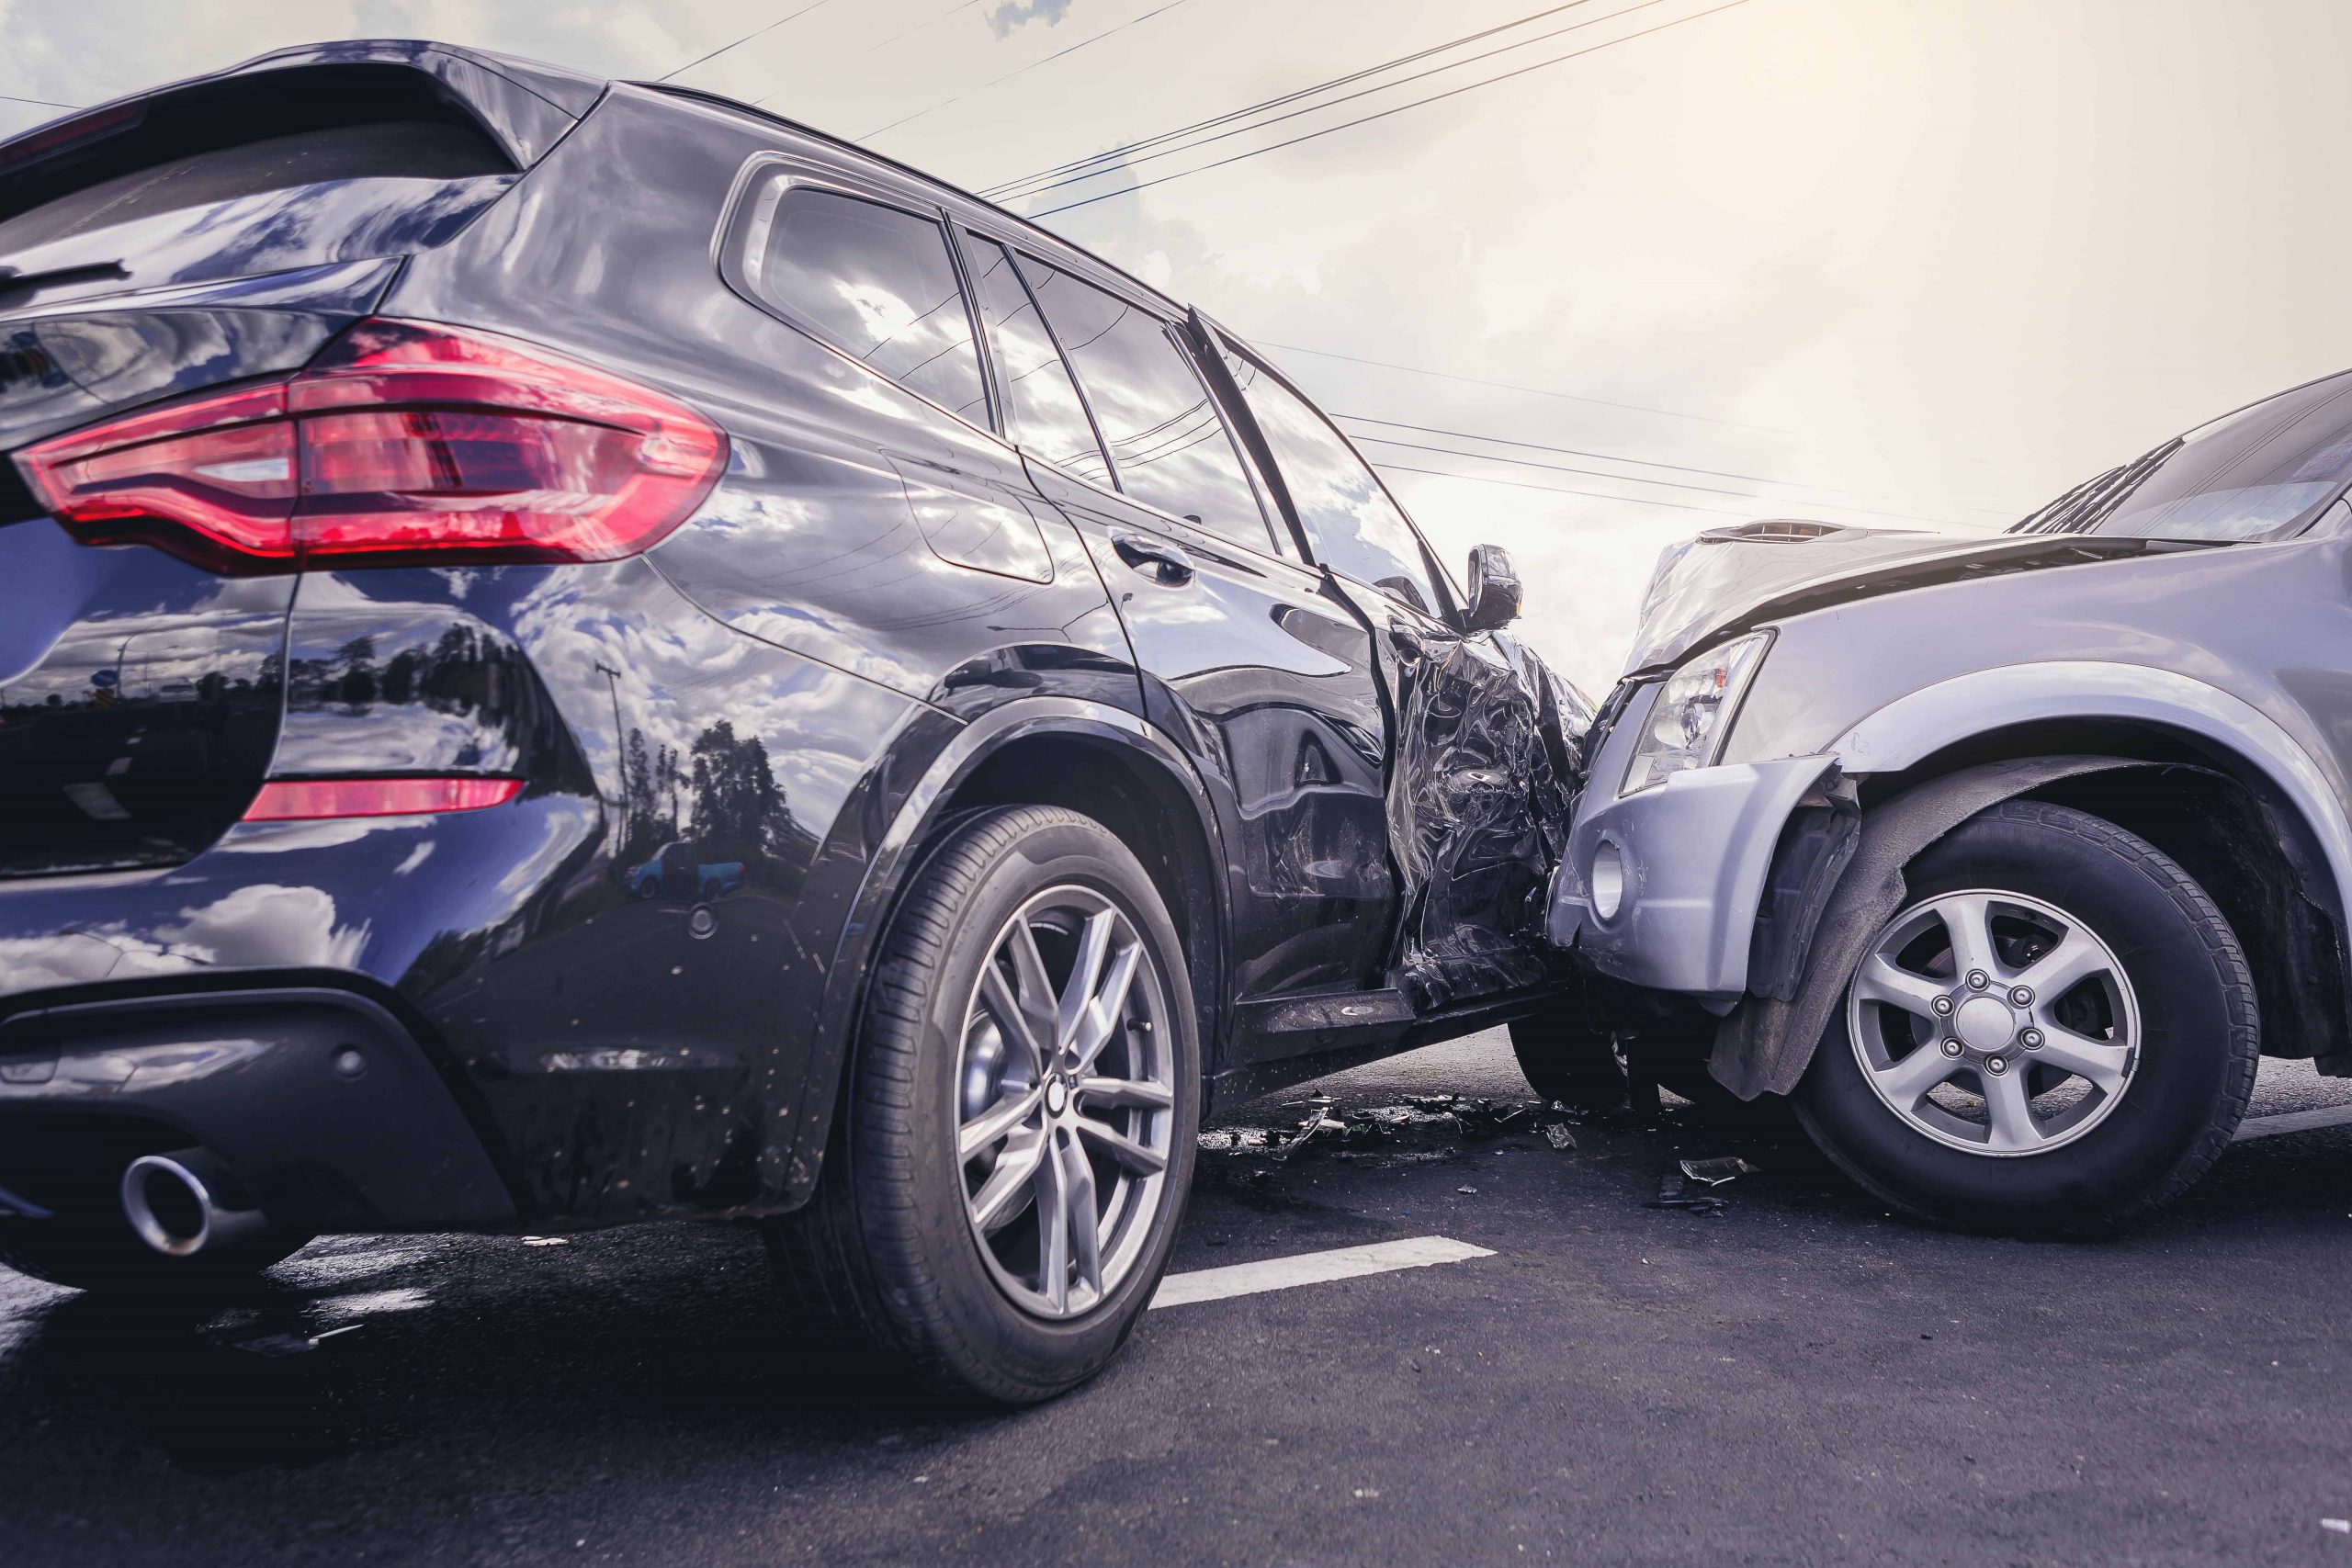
[1842,687,2351,1063]
[1719,661,2352,1097]
[1829,660,2352,929]
[785,698,1230,1207]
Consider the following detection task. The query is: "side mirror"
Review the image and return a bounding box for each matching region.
[1464,544,1521,631]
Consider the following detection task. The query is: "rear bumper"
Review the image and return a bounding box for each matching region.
[0,985,515,1233]
[1549,701,1837,1006]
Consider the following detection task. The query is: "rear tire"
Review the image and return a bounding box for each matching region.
[765,806,1199,1404]
[1793,799,2256,1235]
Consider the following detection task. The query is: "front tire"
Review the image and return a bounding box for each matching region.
[1793,799,2257,1235]
[1508,998,1626,1111]
[766,806,1199,1404]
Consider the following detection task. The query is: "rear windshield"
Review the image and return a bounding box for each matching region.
[0,120,510,257]
[2018,371,2352,543]
[0,68,518,306]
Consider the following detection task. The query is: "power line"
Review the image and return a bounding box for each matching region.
[979,0,1601,199]
[865,0,983,53]
[1030,0,1752,219]
[1376,461,1762,516]
[1357,434,1760,499]
[0,91,80,110]
[1000,0,1674,205]
[1374,461,2002,532]
[858,0,1195,138]
[1337,413,2027,517]
[1357,435,1996,529]
[1264,338,1784,434]
[656,0,835,84]
[1340,413,1822,488]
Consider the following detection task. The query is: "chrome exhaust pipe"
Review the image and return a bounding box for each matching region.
[120,1149,269,1258]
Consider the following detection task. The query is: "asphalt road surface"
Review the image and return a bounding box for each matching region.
[6,1030,2352,1566]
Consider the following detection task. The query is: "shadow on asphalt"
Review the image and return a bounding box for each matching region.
[6,1089,2352,1485]
[2,1229,1008,1480]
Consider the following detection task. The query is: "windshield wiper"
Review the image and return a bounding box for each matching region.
[2014,437,2183,536]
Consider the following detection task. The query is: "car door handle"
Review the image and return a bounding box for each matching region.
[1388,622,1426,662]
[1112,531,1195,585]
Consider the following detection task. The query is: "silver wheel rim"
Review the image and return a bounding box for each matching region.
[955,884,1174,1319]
[1846,887,2141,1156]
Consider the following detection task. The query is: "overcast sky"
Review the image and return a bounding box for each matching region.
[3,0,2347,690]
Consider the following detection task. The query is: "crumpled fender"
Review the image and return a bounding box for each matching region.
[1710,756,2145,1100]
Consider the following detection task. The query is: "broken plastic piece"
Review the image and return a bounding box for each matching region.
[1679,1156,1760,1187]
[1651,1170,1729,1215]
[232,1323,364,1358]
[1276,1096,1343,1158]
[0,1181,53,1220]
[1544,1123,1577,1152]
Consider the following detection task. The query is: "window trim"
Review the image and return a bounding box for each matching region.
[1001,248,1279,558]
[713,151,999,437]
[1184,309,1306,560]
[1000,243,1122,492]
[1212,328,1461,622]
[1155,320,1285,558]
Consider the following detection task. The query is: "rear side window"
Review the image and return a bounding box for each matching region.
[963,235,1110,484]
[1224,345,1443,614]
[1015,255,1273,553]
[752,189,989,424]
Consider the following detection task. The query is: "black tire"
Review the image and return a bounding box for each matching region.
[0,1212,310,1296]
[1793,799,2257,1235]
[1507,999,1626,1111]
[764,806,1200,1404]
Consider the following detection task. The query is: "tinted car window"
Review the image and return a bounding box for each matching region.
[1222,344,1442,614]
[757,189,989,424]
[1017,256,1272,551]
[2027,370,2352,543]
[963,236,1111,484]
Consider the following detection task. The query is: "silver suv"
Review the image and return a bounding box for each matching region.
[1534,370,2352,1233]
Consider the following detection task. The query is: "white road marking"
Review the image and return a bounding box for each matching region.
[1149,1235,1494,1310]
[2233,1103,2352,1142]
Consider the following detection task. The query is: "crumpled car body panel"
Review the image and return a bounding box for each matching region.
[1375,618,1582,1013]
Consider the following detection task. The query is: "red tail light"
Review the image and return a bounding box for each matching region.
[243,777,524,822]
[14,319,727,572]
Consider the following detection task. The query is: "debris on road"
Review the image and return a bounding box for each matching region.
[1278,1095,1344,1157]
[1651,1169,1730,1216]
[1195,1091,1602,1168]
[232,1324,365,1358]
[1679,1156,1760,1187]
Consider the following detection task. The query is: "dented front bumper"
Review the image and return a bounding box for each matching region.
[1548,681,1838,1008]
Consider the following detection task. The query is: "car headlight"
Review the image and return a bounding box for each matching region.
[1623,632,1770,794]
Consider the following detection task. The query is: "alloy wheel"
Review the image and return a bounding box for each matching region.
[955,885,1175,1318]
[1846,887,2142,1156]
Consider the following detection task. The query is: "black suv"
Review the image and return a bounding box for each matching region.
[0,41,1589,1401]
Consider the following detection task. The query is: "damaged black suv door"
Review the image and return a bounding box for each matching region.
[1207,333,1578,1016]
